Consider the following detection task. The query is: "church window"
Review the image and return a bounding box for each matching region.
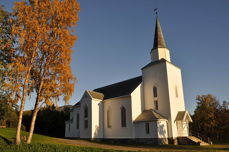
[153,86,157,98]
[154,100,158,110]
[175,85,178,98]
[76,113,79,129]
[84,105,88,118]
[121,106,126,127]
[145,122,150,134]
[107,109,111,128]
[84,120,88,129]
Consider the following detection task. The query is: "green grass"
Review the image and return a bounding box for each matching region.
[0,128,229,152]
[0,128,123,152]
[0,143,122,152]
[0,128,58,144]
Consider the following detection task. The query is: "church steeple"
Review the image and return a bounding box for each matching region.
[153,17,167,50]
[150,17,171,62]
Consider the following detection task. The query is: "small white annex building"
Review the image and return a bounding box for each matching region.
[65,17,192,145]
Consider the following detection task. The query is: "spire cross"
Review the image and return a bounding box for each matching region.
[154,8,158,17]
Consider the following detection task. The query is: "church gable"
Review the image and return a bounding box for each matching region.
[87,91,104,100]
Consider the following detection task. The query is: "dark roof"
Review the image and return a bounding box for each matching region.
[152,17,167,51]
[142,59,166,70]
[87,91,104,100]
[94,76,142,100]
[73,101,81,107]
[134,109,167,122]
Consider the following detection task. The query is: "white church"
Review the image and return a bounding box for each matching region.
[65,17,193,145]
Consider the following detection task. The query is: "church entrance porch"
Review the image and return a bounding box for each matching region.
[175,111,192,137]
[176,121,189,137]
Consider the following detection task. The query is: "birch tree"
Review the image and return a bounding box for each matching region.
[23,0,79,144]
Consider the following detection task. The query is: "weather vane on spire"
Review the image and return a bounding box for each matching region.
[154,8,158,17]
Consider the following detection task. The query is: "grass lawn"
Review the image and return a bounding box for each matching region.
[0,128,229,152]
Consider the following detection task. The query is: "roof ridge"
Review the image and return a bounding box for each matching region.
[94,76,142,91]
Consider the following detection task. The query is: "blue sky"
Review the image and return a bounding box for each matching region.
[1,0,229,113]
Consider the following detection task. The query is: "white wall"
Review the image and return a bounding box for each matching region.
[176,121,189,137]
[151,48,171,62]
[65,107,80,138]
[157,120,168,138]
[130,84,144,138]
[91,99,103,139]
[79,92,92,138]
[134,121,158,138]
[103,96,133,138]
[130,84,143,121]
[166,62,186,138]
[142,61,187,138]
[142,62,171,118]
[65,121,71,137]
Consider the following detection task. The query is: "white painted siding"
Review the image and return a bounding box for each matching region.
[103,96,133,138]
[134,122,158,138]
[65,107,80,138]
[91,99,104,138]
[142,62,171,121]
[151,48,171,62]
[157,120,168,138]
[79,92,92,138]
[166,62,186,138]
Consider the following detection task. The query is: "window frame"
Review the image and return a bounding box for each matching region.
[121,106,127,127]
[84,105,88,118]
[154,100,158,110]
[175,85,179,98]
[84,120,88,129]
[76,113,80,129]
[107,109,111,128]
[145,122,150,134]
[153,86,158,98]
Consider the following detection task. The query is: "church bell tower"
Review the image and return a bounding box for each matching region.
[150,17,171,62]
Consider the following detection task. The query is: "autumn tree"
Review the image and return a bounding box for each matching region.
[6,0,79,144]
[192,94,218,136]
[191,94,229,141]
[0,5,18,128]
[4,0,48,144]
[0,5,14,94]
[18,0,79,144]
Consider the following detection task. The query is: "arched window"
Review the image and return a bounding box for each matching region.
[121,106,126,127]
[153,86,157,98]
[175,85,178,98]
[76,113,79,129]
[154,100,158,110]
[107,109,111,128]
[145,122,150,134]
[84,105,88,118]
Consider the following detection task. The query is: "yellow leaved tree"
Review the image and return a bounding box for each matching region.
[9,0,79,144]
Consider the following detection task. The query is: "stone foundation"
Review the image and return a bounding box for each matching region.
[100,138,168,145]
[168,137,178,145]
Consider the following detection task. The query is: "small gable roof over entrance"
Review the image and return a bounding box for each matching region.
[94,76,142,100]
[134,109,167,123]
[175,111,192,122]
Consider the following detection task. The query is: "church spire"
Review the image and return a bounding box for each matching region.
[152,17,167,50]
[150,16,171,62]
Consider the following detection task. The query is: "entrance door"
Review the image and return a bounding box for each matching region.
[176,121,189,137]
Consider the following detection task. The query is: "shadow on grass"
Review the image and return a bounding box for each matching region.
[76,139,229,151]
[0,135,12,145]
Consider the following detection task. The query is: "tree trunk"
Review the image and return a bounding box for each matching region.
[15,87,27,145]
[26,101,39,144]
[15,52,36,145]
[26,81,43,144]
